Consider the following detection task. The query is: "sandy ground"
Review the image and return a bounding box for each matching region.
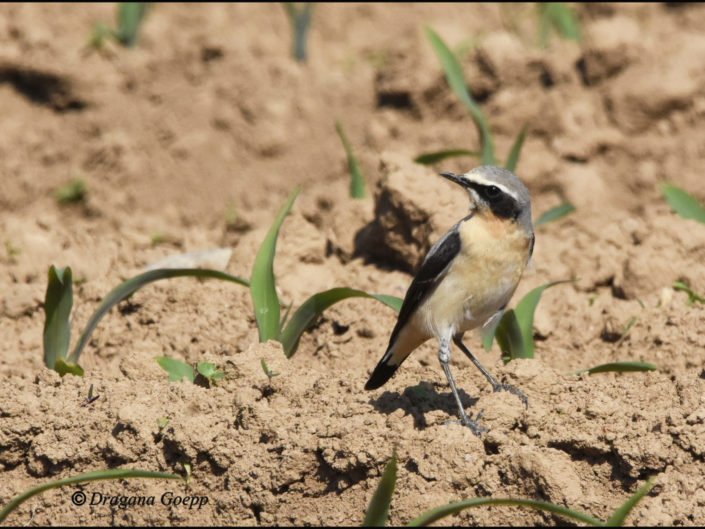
[2,2,705,526]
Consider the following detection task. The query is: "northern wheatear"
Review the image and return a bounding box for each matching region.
[365,166,534,435]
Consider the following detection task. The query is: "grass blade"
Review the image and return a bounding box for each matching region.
[54,178,86,204]
[43,266,74,370]
[250,187,301,342]
[334,120,365,199]
[283,3,313,62]
[407,497,602,527]
[0,469,182,524]
[488,280,575,359]
[504,124,527,173]
[661,183,705,224]
[513,279,574,358]
[363,452,398,527]
[574,361,657,376]
[155,357,195,383]
[413,149,479,165]
[534,202,575,228]
[280,288,402,357]
[66,268,249,365]
[673,281,705,305]
[493,309,526,360]
[115,2,150,47]
[425,26,494,165]
[537,3,581,48]
[605,477,656,527]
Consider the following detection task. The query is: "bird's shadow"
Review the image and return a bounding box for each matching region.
[368,381,480,430]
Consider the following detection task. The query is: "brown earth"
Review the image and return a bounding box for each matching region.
[2,2,705,526]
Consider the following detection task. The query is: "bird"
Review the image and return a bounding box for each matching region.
[365,165,534,435]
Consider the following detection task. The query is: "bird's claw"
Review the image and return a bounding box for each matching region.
[442,409,487,436]
[492,383,529,410]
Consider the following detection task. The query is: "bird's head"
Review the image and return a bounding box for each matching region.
[440,166,532,232]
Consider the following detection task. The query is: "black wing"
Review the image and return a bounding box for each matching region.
[387,225,462,348]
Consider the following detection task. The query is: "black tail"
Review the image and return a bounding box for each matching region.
[364,355,400,390]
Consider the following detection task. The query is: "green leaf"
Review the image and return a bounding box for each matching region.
[425,26,494,165]
[196,362,224,381]
[493,309,526,361]
[54,179,86,204]
[261,358,280,378]
[537,3,581,48]
[280,288,402,358]
[0,469,182,524]
[488,280,575,359]
[250,187,301,343]
[335,120,365,199]
[673,281,705,305]
[534,202,576,228]
[155,357,194,383]
[43,266,74,371]
[413,149,479,166]
[115,2,151,47]
[283,3,313,62]
[661,183,705,224]
[605,477,656,526]
[66,268,249,366]
[363,452,398,527]
[54,357,84,377]
[406,497,602,527]
[574,361,657,376]
[504,124,527,173]
[513,280,575,358]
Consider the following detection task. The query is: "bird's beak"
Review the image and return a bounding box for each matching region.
[440,171,482,205]
[440,172,470,188]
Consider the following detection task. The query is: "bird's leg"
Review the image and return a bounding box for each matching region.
[438,336,487,435]
[453,334,529,409]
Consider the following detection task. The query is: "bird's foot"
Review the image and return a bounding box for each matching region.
[442,409,488,436]
[492,382,529,410]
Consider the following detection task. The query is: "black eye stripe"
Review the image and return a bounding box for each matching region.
[486,185,501,197]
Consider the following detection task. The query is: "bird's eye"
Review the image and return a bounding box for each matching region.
[485,185,501,198]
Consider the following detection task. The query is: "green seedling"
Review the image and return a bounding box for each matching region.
[362,449,397,527]
[196,362,225,385]
[42,186,402,378]
[614,316,637,348]
[249,188,402,358]
[54,178,86,204]
[419,28,527,172]
[0,469,182,524]
[81,383,99,407]
[157,416,169,431]
[574,361,657,376]
[150,232,166,246]
[660,183,705,224]
[250,188,301,342]
[183,461,192,486]
[534,202,575,228]
[366,453,655,527]
[413,149,478,166]
[261,358,280,379]
[155,357,195,383]
[537,2,581,48]
[673,281,705,305]
[282,3,313,62]
[42,265,248,376]
[4,240,21,263]
[482,279,576,361]
[90,2,151,50]
[334,120,366,199]
[281,288,401,357]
